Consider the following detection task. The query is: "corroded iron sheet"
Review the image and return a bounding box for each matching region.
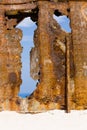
[0,0,87,113]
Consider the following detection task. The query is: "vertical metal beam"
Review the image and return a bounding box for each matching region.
[66,36,71,113]
[0,10,6,110]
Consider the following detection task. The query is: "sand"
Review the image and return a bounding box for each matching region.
[0,110,87,130]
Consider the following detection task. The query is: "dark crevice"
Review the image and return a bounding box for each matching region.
[54,10,63,17]
[5,7,39,24]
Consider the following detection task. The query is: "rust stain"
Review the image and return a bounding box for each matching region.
[0,0,87,113]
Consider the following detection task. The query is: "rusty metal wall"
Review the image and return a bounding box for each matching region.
[0,1,87,113]
[70,1,87,110]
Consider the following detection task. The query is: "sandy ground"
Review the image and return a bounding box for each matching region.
[0,110,87,130]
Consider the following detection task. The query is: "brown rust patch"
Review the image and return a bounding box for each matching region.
[8,72,17,84]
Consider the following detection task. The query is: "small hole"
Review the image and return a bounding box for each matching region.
[53,12,71,33]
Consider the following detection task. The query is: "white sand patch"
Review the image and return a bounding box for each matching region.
[0,110,87,130]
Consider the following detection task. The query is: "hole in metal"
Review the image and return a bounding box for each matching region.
[16,17,37,98]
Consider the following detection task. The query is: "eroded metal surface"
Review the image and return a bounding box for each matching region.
[0,0,87,113]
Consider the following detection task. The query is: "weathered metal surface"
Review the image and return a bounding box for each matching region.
[28,1,65,112]
[0,3,37,11]
[30,47,40,80]
[0,0,36,4]
[0,11,22,111]
[0,0,87,113]
[70,1,87,110]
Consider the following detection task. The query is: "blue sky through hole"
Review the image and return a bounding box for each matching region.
[16,15,71,98]
[16,17,37,98]
[53,15,71,33]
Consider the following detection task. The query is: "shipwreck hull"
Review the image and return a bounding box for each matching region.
[0,0,87,113]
